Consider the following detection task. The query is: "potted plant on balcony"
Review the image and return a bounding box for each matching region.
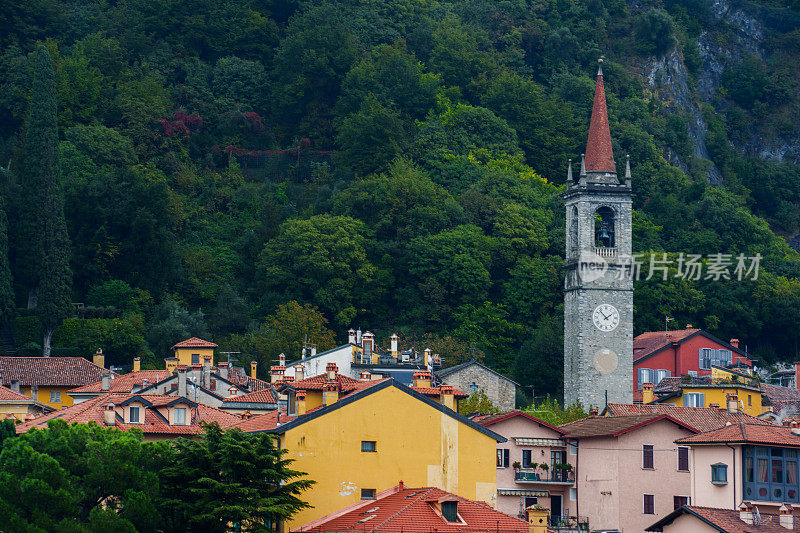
[540,463,549,479]
[512,461,521,472]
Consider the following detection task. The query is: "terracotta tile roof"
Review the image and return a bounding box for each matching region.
[295,483,531,532]
[474,410,564,434]
[221,387,277,405]
[69,370,168,394]
[584,62,616,173]
[633,329,699,362]
[16,392,240,436]
[0,356,112,387]
[761,382,800,402]
[647,505,800,532]
[226,366,270,391]
[653,376,684,392]
[0,384,53,413]
[411,386,469,399]
[559,414,696,438]
[289,373,361,391]
[171,337,218,349]
[604,403,774,433]
[676,423,800,447]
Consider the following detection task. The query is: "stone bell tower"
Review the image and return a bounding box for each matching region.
[563,59,633,408]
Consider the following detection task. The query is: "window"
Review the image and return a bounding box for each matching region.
[522,449,532,468]
[360,489,376,500]
[638,368,652,387]
[643,445,654,469]
[192,354,199,364]
[525,497,538,508]
[683,393,705,408]
[656,369,671,385]
[174,407,186,425]
[570,488,577,501]
[569,443,578,455]
[711,463,728,484]
[49,390,61,403]
[673,496,689,510]
[129,406,140,423]
[699,348,732,369]
[361,441,377,453]
[748,395,752,406]
[688,371,698,377]
[497,449,510,468]
[442,501,459,522]
[678,446,689,471]
[643,494,655,514]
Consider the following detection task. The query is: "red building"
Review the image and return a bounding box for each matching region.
[633,326,753,398]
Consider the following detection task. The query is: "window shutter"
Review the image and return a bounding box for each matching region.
[644,494,655,514]
[678,447,689,471]
[504,449,510,467]
[643,445,654,469]
[699,393,705,407]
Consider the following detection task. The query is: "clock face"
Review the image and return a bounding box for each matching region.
[593,304,620,332]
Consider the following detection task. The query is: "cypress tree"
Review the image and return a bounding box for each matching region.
[0,193,13,323]
[23,45,72,356]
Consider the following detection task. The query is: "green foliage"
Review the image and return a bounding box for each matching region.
[459,389,499,415]
[146,300,208,358]
[523,397,588,427]
[634,9,676,57]
[52,314,148,366]
[0,193,13,321]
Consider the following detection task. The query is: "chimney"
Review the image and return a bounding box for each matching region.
[642,382,654,404]
[413,371,432,388]
[133,357,141,372]
[279,353,286,367]
[10,379,19,393]
[424,348,431,368]
[790,421,800,436]
[177,367,187,397]
[686,324,693,329]
[294,365,304,382]
[363,332,375,361]
[270,364,285,384]
[359,370,371,382]
[730,338,740,349]
[30,385,38,400]
[103,403,116,426]
[739,502,753,525]
[250,361,258,379]
[795,362,800,389]
[589,407,599,416]
[527,506,550,533]
[322,382,339,405]
[218,361,229,380]
[326,362,338,382]
[165,357,178,374]
[356,328,362,345]
[390,334,399,357]
[93,348,105,369]
[440,384,455,411]
[727,392,738,413]
[203,355,212,389]
[348,329,356,344]
[780,503,794,529]
[296,390,307,415]
[101,370,111,391]
[310,345,316,357]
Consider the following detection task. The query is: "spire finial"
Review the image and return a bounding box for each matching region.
[580,154,586,175]
[597,56,604,77]
[567,158,573,182]
[625,154,631,178]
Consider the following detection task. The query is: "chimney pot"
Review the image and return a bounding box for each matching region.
[93,348,105,369]
[310,345,316,357]
[103,403,116,426]
[730,338,740,349]
[780,504,794,529]
[727,392,738,413]
[589,407,599,416]
[133,357,141,372]
[250,361,258,379]
[348,329,356,345]
[739,502,753,525]
[9,379,19,393]
[101,371,111,391]
[326,362,338,381]
[278,353,286,366]
[360,370,371,382]
[686,324,693,329]
[294,365,305,381]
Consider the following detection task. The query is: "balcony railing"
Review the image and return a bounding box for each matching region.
[514,470,575,484]
[549,515,590,532]
[594,247,617,258]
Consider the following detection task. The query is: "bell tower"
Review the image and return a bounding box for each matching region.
[564,59,633,408]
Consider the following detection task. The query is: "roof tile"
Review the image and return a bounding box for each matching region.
[604,403,773,433]
[0,356,111,387]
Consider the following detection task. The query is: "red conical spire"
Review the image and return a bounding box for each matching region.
[584,59,616,173]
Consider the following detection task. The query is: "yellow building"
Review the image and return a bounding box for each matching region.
[237,365,503,531]
[0,384,54,421]
[645,365,763,416]
[0,355,109,409]
[170,337,217,367]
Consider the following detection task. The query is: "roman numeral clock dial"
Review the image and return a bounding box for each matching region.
[592,304,620,332]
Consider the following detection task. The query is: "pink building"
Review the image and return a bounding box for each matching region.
[475,411,579,527]
[559,414,697,533]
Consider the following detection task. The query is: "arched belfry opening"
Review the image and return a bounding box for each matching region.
[569,206,578,256]
[594,206,615,249]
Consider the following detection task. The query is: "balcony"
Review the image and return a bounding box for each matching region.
[594,247,617,258]
[549,515,590,532]
[514,470,575,484]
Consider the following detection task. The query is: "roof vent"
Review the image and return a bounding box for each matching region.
[791,421,800,436]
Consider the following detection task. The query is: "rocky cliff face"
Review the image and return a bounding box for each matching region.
[641,0,799,184]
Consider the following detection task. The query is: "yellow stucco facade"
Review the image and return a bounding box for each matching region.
[275,383,499,531]
[657,384,763,416]
[174,346,215,367]
[18,385,75,409]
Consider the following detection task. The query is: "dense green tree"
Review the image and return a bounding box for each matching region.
[146,300,208,358]
[0,192,13,321]
[158,423,313,532]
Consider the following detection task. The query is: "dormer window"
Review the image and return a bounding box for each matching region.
[442,501,458,522]
[174,407,187,425]
[129,406,140,424]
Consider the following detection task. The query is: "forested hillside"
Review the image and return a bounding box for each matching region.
[2,0,800,400]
